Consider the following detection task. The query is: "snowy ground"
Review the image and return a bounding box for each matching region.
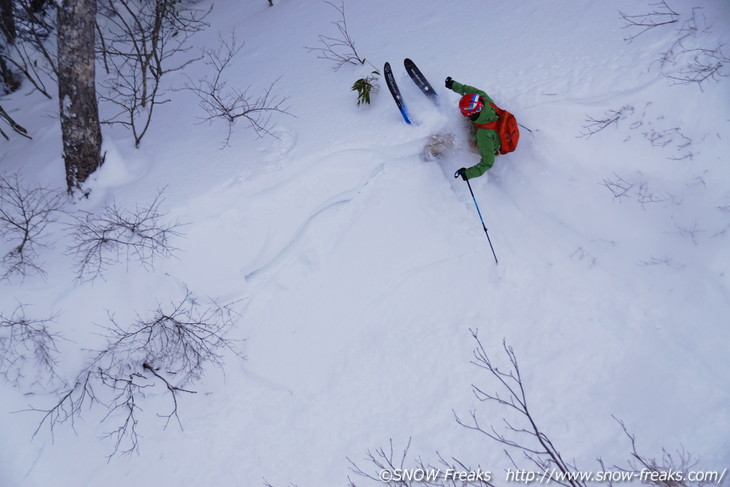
[1,1,729,486]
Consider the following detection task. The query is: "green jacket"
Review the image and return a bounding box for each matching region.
[449,81,501,180]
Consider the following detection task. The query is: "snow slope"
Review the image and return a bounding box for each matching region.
[1,1,729,486]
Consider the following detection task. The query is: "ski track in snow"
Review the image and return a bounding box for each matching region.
[243,196,353,282]
[223,153,387,283]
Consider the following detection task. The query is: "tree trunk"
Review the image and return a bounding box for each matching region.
[0,0,16,44]
[57,0,102,193]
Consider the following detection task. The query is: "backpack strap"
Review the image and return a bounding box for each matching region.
[473,103,500,131]
[473,121,498,131]
[473,104,501,154]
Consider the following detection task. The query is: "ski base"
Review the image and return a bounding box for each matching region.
[384,62,412,124]
[404,58,438,105]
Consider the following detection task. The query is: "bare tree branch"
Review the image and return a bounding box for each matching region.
[606,417,710,487]
[96,0,210,147]
[578,106,634,139]
[301,329,721,487]
[619,1,679,42]
[305,1,373,71]
[621,2,728,89]
[65,189,183,282]
[186,32,292,146]
[347,437,494,487]
[0,303,61,387]
[0,0,57,98]
[28,286,244,458]
[0,105,31,140]
[0,172,65,280]
[600,173,635,201]
[453,330,586,487]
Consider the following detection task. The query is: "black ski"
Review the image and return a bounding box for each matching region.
[404,58,438,105]
[384,62,411,124]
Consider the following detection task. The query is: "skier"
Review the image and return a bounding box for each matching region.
[445,76,500,181]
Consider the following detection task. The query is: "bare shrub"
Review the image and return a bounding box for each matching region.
[663,42,729,88]
[347,332,580,487]
[30,287,243,457]
[186,33,292,146]
[635,181,670,208]
[578,106,635,139]
[96,0,210,147]
[658,7,729,89]
[348,438,423,487]
[620,1,679,42]
[66,190,182,282]
[0,172,65,280]
[600,173,635,201]
[638,256,674,267]
[454,330,585,487]
[605,418,716,487]
[347,438,492,487]
[669,218,703,246]
[305,1,368,71]
[291,330,719,487]
[621,2,729,89]
[580,103,694,161]
[644,126,692,157]
[599,174,671,210]
[305,1,383,108]
[0,303,61,386]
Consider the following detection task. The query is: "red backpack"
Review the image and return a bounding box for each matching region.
[473,103,520,154]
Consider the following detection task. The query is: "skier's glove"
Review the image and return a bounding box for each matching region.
[454,167,467,181]
[445,77,454,90]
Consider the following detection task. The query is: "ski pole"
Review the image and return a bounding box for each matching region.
[456,171,499,265]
